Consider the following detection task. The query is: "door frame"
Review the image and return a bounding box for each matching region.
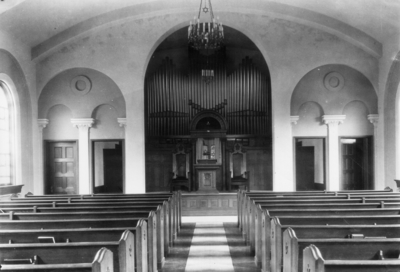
[339,135,374,190]
[91,139,125,194]
[293,137,327,191]
[44,140,79,195]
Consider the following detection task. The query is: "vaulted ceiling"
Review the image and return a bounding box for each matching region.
[0,0,399,60]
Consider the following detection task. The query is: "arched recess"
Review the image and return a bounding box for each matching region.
[291,64,378,116]
[340,100,372,136]
[143,25,272,192]
[91,104,124,139]
[293,101,326,137]
[291,64,378,191]
[0,49,33,193]
[39,68,126,119]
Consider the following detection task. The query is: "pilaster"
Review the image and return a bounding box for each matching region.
[322,115,346,191]
[71,118,94,194]
[368,114,380,189]
[37,119,49,195]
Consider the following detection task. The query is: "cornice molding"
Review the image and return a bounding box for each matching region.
[367,114,379,125]
[290,116,299,125]
[117,118,127,128]
[37,119,49,131]
[71,118,95,128]
[322,115,346,125]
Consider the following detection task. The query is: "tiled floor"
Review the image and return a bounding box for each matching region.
[161,216,260,272]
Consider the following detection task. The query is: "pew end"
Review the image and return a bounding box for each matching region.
[92,247,114,272]
[303,244,325,272]
[118,230,135,272]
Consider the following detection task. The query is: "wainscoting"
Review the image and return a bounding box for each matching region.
[181,192,237,216]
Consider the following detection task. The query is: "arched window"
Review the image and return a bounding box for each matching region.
[0,82,14,185]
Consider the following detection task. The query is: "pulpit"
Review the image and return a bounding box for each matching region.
[193,138,221,192]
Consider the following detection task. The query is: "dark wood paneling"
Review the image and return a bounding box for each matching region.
[247,149,272,190]
[145,150,172,192]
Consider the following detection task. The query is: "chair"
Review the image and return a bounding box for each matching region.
[228,143,250,191]
[170,144,191,192]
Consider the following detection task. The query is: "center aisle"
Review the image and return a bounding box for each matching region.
[185,222,234,271]
[161,217,260,272]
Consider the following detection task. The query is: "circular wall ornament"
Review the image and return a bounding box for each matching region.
[70,75,91,95]
[323,72,344,92]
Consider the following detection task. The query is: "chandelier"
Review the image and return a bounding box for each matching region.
[188,0,224,51]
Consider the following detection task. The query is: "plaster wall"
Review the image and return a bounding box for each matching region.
[34,12,380,192]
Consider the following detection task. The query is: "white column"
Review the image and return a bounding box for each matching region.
[37,119,49,195]
[117,118,127,193]
[322,115,346,191]
[368,114,380,189]
[71,118,94,194]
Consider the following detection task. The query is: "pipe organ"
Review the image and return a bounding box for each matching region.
[145,49,271,137]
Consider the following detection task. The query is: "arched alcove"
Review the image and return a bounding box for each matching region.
[144,25,272,192]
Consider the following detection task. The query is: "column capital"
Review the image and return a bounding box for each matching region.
[71,118,95,129]
[38,119,49,131]
[117,118,127,128]
[322,115,346,125]
[367,114,379,126]
[290,116,299,125]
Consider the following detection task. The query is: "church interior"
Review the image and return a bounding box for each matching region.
[1,0,400,271]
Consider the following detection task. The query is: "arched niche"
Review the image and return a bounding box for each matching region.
[190,110,228,139]
[291,64,377,116]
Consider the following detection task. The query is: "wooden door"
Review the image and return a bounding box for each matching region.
[295,142,315,191]
[341,137,372,190]
[46,142,78,194]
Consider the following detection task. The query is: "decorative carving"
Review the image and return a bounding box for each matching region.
[368,114,379,126]
[117,118,127,128]
[323,72,344,92]
[70,75,92,96]
[322,115,346,125]
[38,119,49,132]
[290,116,299,125]
[71,118,95,128]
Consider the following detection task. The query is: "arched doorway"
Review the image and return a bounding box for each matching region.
[144,26,272,192]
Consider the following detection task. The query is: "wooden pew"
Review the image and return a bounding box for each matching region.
[0,247,114,272]
[4,211,159,272]
[0,218,147,272]
[249,199,400,267]
[283,228,400,272]
[237,188,394,228]
[261,212,400,272]
[4,192,181,243]
[0,201,173,270]
[0,227,149,272]
[278,223,400,272]
[303,244,400,272]
[0,230,135,272]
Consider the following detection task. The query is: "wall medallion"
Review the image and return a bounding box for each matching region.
[323,72,344,92]
[70,75,92,96]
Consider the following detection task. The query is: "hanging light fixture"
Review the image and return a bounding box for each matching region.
[188,0,224,51]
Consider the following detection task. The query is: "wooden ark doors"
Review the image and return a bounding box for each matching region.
[45,141,78,194]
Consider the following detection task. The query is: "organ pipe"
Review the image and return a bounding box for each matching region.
[145,53,270,137]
